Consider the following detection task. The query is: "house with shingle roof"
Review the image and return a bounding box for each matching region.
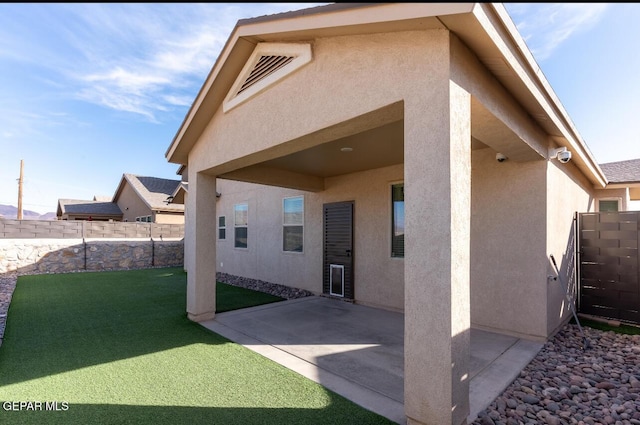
[596,158,640,211]
[113,173,185,224]
[56,198,123,221]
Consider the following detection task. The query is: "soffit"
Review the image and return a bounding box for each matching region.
[219,118,491,183]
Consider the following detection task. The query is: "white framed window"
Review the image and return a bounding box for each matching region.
[598,199,620,212]
[283,196,303,252]
[234,204,248,248]
[218,216,226,240]
[391,183,404,258]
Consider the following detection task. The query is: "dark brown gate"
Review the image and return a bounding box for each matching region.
[578,211,640,324]
[323,201,354,299]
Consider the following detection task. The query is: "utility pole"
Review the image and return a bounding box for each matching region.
[17,159,24,220]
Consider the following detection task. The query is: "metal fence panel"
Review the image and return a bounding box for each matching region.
[578,211,640,324]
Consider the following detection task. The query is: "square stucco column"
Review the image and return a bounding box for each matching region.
[404,82,471,425]
[186,172,217,322]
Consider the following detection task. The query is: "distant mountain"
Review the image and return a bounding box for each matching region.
[38,212,57,220]
[0,204,56,220]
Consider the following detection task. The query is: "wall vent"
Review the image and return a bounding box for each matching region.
[223,43,312,112]
[237,55,295,94]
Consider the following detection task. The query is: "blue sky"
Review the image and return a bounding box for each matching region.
[1,3,639,214]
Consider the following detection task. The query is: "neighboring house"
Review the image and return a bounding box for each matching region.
[597,158,640,211]
[164,3,621,424]
[113,173,185,224]
[56,199,123,221]
[92,195,112,202]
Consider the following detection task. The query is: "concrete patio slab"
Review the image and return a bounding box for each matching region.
[200,296,543,424]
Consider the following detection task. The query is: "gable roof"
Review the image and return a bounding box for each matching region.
[164,2,606,188]
[113,173,185,213]
[57,199,123,217]
[600,158,640,184]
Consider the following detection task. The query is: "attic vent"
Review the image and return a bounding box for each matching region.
[237,55,295,94]
[223,43,312,113]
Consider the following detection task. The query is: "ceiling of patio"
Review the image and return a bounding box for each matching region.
[217,99,542,191]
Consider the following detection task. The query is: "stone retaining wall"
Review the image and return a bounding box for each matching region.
[0,239,183,274]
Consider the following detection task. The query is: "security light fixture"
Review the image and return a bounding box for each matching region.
[549,147,572,164]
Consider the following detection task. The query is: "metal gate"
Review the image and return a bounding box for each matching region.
[578,211,640,324]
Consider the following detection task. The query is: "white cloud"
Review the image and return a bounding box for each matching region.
[0,3,331,123]
[505,3,609,61]
[60,3,326,122]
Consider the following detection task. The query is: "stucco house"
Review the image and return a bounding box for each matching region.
[56,198,123,221]
[164,3,622,424]
[597,158,640,211]
[113,173,185,224]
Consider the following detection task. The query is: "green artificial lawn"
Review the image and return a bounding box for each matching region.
[0,267,393,425]
[216,281,284,313]
[572,316,640,335]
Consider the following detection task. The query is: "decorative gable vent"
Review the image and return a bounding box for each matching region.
[237,55,295,94]
[223,43,312,113]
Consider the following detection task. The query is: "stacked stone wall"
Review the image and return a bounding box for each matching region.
[0,239,183,274]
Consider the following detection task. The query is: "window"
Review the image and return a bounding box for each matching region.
[218,216,226,240]
[391,183,404,258]
[283,196,303,252]
[599,199,619,212]
[234,204,248,248]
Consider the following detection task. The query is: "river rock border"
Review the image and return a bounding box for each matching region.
[0,272,17,347]
[471,324,640,425]
[216,272,315,300]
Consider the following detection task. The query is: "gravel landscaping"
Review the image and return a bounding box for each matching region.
[216,272,315,300]
[471,324,640,425]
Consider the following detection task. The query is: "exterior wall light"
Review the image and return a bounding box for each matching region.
[549,147,572,164]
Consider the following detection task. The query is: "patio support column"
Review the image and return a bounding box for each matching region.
[186,171,217,322]
[404,80,471,425]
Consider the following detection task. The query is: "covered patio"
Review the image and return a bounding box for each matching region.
[200,296,544,424]
[166,4,608,424]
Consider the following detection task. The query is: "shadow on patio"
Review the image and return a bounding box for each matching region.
[201,296,544,424]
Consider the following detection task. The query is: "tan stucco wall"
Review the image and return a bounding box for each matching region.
[471,150,594,340]
[215,163,404,311]
[545,159,594,336]
[470,147,548,339]
[593,187,629,211]
[154,212,185,224]
[190,31,447,175]
[115,183,152,223]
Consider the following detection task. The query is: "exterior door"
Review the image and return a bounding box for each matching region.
[323,201,354,299]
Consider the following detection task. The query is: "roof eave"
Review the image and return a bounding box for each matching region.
[470,3,607,188]
[166,2,608,189]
